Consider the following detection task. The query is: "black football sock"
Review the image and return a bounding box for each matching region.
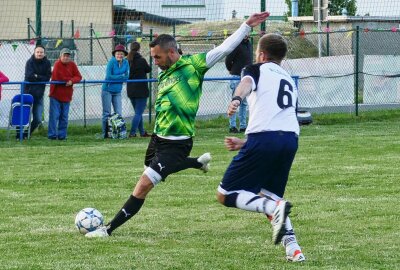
[106,195,145,235]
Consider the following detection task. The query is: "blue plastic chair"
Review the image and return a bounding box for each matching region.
[7,94,34,140]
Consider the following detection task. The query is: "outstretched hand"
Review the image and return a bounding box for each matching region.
[224,137,246,151]
[245,12,270,27]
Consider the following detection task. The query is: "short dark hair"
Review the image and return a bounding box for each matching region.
[149,34,178,52]
[34,44,45,51]
[258,33,287,62]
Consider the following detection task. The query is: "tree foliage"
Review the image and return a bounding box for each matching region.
[285,0,357,17]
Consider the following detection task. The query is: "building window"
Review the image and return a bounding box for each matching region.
[162,0,205,7]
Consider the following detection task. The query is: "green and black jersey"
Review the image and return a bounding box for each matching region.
[154,53,209,137]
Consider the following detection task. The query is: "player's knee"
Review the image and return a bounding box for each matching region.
[133,175,154,198]
[216,192,226,205]
[217,192,238,208]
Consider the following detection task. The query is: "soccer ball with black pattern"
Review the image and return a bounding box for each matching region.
[75,208,104,235]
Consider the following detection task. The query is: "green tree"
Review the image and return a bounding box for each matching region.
[285,0,357,17]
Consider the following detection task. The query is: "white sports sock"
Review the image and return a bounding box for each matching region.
[235,190,277,215]
[285,216,294,232]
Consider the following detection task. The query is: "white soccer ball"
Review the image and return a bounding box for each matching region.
[75,207,104,235]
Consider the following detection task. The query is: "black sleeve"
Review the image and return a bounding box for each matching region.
[241,63,262,90]
[142,58,151,73]
[225,49,237,71]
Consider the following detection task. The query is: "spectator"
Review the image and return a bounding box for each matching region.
[126,41,151,138]
[225,35,252,133]
[48,48,82,140]
[0,70,9,100]
[24,45,52,136]
[101,44,129,138]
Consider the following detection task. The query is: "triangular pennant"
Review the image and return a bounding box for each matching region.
[207,31,213,37]
[391,26,397,32]
[108,29,116,37]
[12,43,18,51]
[299,29,305,38]
[136,37,142,43]
[223,29,228,38]
[74,30,80,38]
[29,39,36,45]
[190,29,199,37]
[95,32,101,38]
[55,39,63,48]
[346,31,354,38]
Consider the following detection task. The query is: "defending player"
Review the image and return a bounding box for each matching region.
[217,33,306,262]
[85,12,271,238]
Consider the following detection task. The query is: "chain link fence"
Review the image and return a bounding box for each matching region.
[1,22,400,127]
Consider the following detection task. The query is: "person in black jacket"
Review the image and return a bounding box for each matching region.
[24,45,52,136]
[225,36,252,133]
[126,42,152,138]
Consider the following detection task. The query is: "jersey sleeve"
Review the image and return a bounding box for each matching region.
[188,53,208,76]
[241,63,262,91]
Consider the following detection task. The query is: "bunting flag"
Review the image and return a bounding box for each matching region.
[95,32,102,38]
[178,30,187,36]
[283,31,291,36]
[74,30,80,38]
[312,27,318,33]
[108,29,116,37]
[207,31,213,37]
[136,37,142,43]
[55,39,63,48]
[324,27,331,33]
[346,31,354,38]
[363,28,370,32]
[391,26,397,32]
[299,29,305,38]
[125,34,132,41]
[190,29,199,37]
[12,43,18,51]
[29,39,36,45]
[223,29,228,38]
[251,30,258,36]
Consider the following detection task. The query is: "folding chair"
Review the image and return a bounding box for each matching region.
[7,94,34,140]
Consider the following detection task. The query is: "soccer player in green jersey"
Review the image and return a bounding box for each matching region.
[86,11,271,238]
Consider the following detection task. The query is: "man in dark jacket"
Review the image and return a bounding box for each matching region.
[24,45,52,136]
[225,36,252,133]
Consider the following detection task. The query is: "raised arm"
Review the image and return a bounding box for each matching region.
[206,11,270,68]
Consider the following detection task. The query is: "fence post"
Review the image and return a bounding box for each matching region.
[83,80,87,128]
[60,20,63,38]
[148,29,153,124]
[354,26,359,116]
[71,20,74,37]
[27,18,31,40]
[326,21,330,56]
[90,23,94,65]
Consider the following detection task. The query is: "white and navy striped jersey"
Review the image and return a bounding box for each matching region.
[242,62,300,135]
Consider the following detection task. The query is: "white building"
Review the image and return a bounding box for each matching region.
[114,0,288,22]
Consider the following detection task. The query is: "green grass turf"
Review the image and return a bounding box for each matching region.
[0,112,399,269]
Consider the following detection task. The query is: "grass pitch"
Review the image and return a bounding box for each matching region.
[0,113,399,269]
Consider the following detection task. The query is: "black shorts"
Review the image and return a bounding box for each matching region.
[144,134,193,180]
